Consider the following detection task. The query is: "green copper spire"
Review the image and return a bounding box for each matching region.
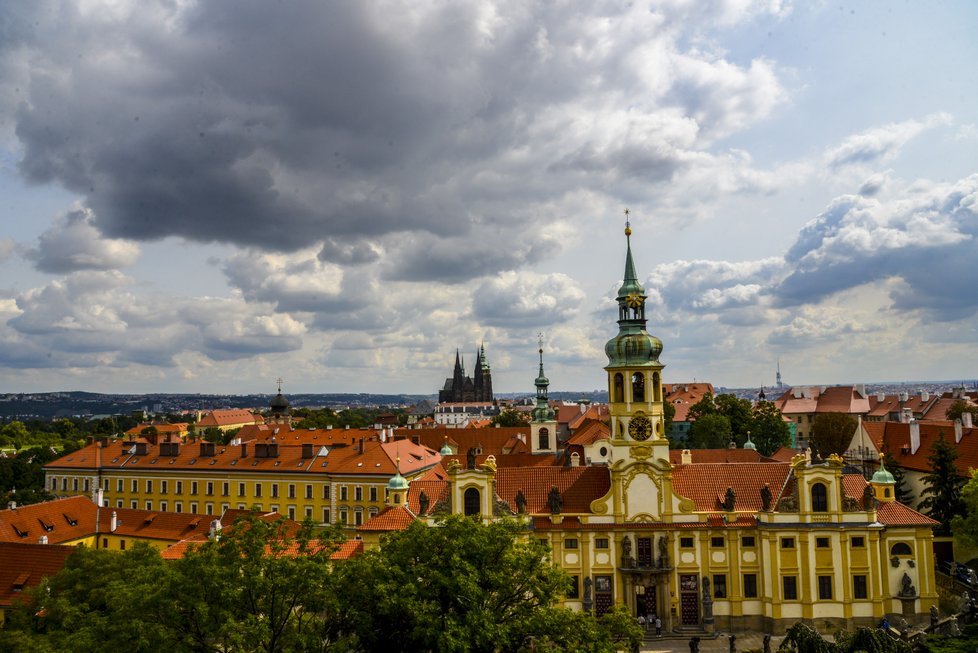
[604,210,663,368]
[533,333,555,422]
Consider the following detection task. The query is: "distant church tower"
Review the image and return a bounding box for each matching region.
[268,378,292,425]
[438,344,494,403]
[604,211,668,456]
[530,334,557,454]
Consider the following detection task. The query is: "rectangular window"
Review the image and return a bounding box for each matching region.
[851,536,865,548]
[131,479,138,493]
[818,576,832,600]
[322,508,331,524]
[322,485,331,500]
[222,482,229,497]
[568,575,580,599]
[146,480,153,493]
[355,486,363,501]
[205,503,214,515]
[176,481,183,494]
[288,506,296,520]
[711,536,725,548]
[255,483,262,498]
[305,484,313,500]
[741,536,755,547]
[239,482,246,497]
[339,509,348,524]
[288,484,296,499]
[103,478,109,490]
[72,478,79,492]
[191,481,198,495]
[120,539,126,550]
[369,486,378,502]
[271,484,279,498]
[51,477,57,491]
[853,575,868,599]
[175,502,183,513]
[84,479,90,492]
[145,501,152,510]
[190,502,198,514]
[206,482,214,496]
[161,480,168,494]
[116,500,123,508]
[117,479,123,492]
[564,538,579,549]
[160,501,167,512]
[340,486,348,501]
[102,537,108,548]
[595,538,609,549]
[305,507,313,519]
[713,574,727,598]
[781,537,795,549]
[222,503,229,513]
[637,537,653,566]
[354,510,363,526]
[816,537,830,548]
[783,576,798,600]
[743,574,758,598]
[130,500,137,509]
[680,537,694,548]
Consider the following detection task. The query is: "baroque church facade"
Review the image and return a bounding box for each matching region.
[438,345,494,403]
[431,220,938,633]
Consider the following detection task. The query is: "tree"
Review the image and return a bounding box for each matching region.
[491,409,531,427]
[688,413,733,449]
[662,401,676,440]
[810,413,857,457]
[919,432,965,534]
[333,516,630,653]
[750,400,792,456]
[686,393,716,423]
[947,399,978,422]
[2,514,345,653]
[714,394,754,445]
[952,469,978,549]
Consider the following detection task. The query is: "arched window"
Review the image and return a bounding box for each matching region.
[890,542,912,556]
[632,373,645,402]
[613,374,624,403]
[811,483,828,512]
[538,428,550,450]
[464,488,481,517]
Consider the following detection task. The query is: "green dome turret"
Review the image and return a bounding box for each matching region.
[871,458,895,485]
[439,437,453,457]
[388,457,410,492]
[604,214,664,369]
[532,336,555,422]
[744,432,757,451]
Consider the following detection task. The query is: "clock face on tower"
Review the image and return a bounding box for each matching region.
[628,415,652,441]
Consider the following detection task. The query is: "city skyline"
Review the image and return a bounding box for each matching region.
[1,2,976,395]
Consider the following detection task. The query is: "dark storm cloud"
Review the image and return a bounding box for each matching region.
[7,0,788,282]
[27,209,140,273]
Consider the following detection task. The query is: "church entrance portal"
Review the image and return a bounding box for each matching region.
[679,574,699,625]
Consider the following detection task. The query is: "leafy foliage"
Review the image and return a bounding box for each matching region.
[951,468,978,548]
[491,409,531,427]
[810,413,857,456]
[779,622,911,653]
[688,413,732,449]
[919,432,965,533]
[946,400,978,423]
[684,393,789,453]
[751,400,792,456]
[880,450,914,505]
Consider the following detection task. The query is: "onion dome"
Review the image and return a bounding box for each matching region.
[439,437,453,456]
[604,217,664,368]
[871,459,895,485]
[744,432,757,451]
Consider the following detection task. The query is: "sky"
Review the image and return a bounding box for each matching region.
[0,0,976,396]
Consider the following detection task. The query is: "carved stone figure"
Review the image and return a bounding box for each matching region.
[723,487,736,511]
[548,486,562,514]
[584,577,593,601]
[702,576,711,600]
[515,489,527,514]
[899,572,916,597]
[418,491,429,515]
[657,534,669,567]
[931,605,939,628]
[760,484,772,511]
[763,634,771,653]
[621,535,632,560]
[467,447,477,469]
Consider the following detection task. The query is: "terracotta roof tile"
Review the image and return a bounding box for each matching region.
[358,505,417,532]
[0,496,98,545]
[672,463,791,512]
[331,539,364,560]
[876,501,939,526]
[668,449,767,464]
[0,542,76,608]
[566,419,610,446]
[408,480,449,516]
[495,467,611,514]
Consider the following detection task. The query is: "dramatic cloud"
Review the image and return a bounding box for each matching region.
[8,0,787,280]
[27,208,140,273]
[824,113,951,170]
[472,271,586,328]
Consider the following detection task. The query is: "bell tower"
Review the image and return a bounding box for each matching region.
[530,333,557,454]
[603,210,667,460]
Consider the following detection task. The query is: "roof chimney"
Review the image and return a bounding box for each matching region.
[899,391,909,403]
[8,500,16,510]
[209,519,223,540]
[900,407,913,424]
[110,511,118,533]
[876,391,886,402]
[920,390,930,402]
[39,535,48,545]
[956,419,964,444]
[681,449,692,465]
[964,412,974,429]
[854,384,866,398]
[358,437,364,455]
[909,421,921,455]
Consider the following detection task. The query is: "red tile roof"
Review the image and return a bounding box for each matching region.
[566,419,610,446]
[97,507,214,542]
[672,463,792,512]
[358,505,417,532]
[668,449,768,465]
[876,501,939,526]
[331,539,364,560]
[495,467,611,514]
[871,421,978,476]
[0,496,98,545]
[0,542,76,608]
[408,479,449,516]
[196,409,263,428]
[663,383,715,422]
